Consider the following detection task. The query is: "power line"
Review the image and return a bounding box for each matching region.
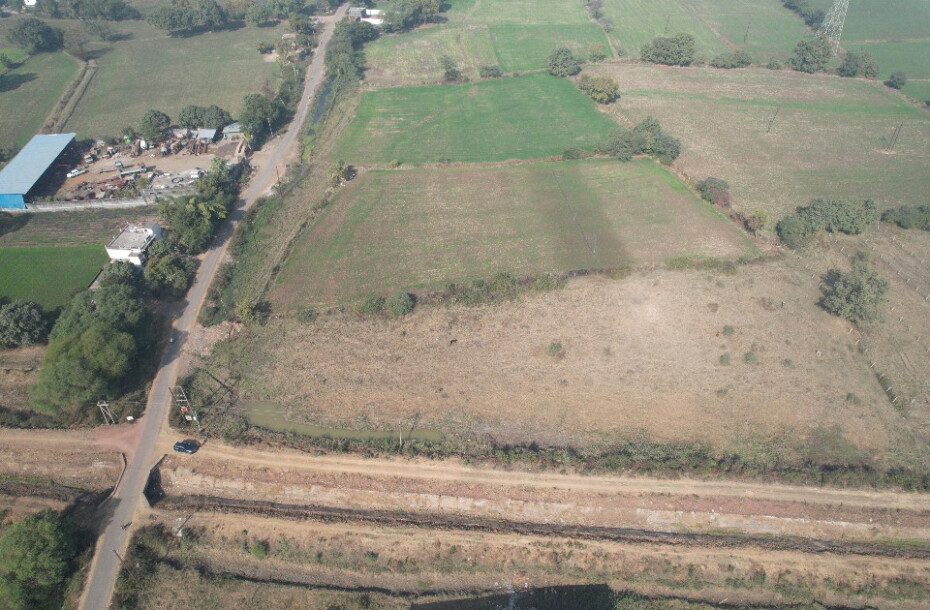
[818,0,850,56]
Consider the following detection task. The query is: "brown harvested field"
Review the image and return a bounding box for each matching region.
[218,254,924,465]
[0,345,43,411]
[270,159,755,307]
[584,63,930,219]
[130,508,930,609]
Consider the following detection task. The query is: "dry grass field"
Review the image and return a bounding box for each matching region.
[269,160,754,306]
[585,63,930,219]
[219,254,925,469]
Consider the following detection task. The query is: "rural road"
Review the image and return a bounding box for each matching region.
[77,6,347,609]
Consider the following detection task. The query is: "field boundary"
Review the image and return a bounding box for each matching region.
[52,59,98,134]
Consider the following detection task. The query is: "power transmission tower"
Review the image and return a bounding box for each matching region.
[818,0,850,56]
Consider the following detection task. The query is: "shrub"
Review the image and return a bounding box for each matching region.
[790,37,831,73]
[387,292,415,317]
[562,148,587,160]
[820,257,888,323]
[598,117,679,163]
[885,71,907,89]
[719,353,731,365]
[710,49,752,69]
[651,133,681,164]
[766,58,783,70]
[588,42,608,62]
[837,50,879,78]
[744,351,758,364]
[548,341,564,357]
[723,325,735,335]
[776,199,878,249]
[641,32,695,66]
[577,74,620,104]
[478,65,503,78]
[358,295,385,315]
[547,46,581,77]
[249,541,269,559]
[881,204,930,231]
[440,55,463,82]
[296,307,318,323]
[696,177,730,207]
[745,210,769,234]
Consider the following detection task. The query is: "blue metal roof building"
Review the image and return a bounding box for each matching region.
[0,133,77,209]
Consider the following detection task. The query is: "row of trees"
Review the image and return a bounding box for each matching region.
[176,104,233,129]
[781,0,825,29]
[775,198,878,249]
[641,32,695,66]
[882,204,930,231]
[382,0,442,33]
[158,157,239,253]
[597,116,681,165]
[148,0,228,35]
[21,0,138,21]
[325,20,377,91]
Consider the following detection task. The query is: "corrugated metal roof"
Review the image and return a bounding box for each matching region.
[0,133,76,196]
[195,128,217,140]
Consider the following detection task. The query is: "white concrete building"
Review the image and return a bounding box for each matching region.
[105,221,163,266]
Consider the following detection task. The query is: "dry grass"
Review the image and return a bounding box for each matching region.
[585,63,930,219]
[0,346,43,411]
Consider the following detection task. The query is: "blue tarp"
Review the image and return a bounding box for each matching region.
[0,194,26,209]
[0,133,76,203]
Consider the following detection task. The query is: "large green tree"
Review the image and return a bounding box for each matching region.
[139,109,171,143]
[790,36,831,73]
[238,93,281,144]
[7,18,64,55]
[0,510,75,610]
[547,46,581,77]
[820,257,889,324]
[0,301,47,348]
[641,32,695,66]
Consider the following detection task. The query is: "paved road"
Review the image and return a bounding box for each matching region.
[78,7,347,609]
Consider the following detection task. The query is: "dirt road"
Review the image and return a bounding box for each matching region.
[76,6,348,609]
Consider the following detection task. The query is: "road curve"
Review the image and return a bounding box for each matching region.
[78,6,347,609]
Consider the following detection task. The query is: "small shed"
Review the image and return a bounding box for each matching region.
[194,128,218,142]
[222,122,244,140]
[105,221,163,266]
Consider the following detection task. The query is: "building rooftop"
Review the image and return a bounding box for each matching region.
[0,133,76,196]
[223,122,242,134]
[195,128,218,140]
[107,224,159,251]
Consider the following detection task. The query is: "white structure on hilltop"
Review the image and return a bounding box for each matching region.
[105,221,163,266]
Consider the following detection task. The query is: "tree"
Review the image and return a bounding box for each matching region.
[0,510,75,609]
[0,53,13,70]
[387,292,415,317]
[145,254,195,296]
[547,46,581,77]
[139,109,171,143]
[820,256,889,324]
[383,0,441,33]
[885,71,907,89]
[640,32,695,66]
[246,2,273,26]
[177,104,231,129]
[710,49,752,69]
[440,55,462,82]
[789,36,831,73]
[651,133,681,164]
[776,199,878,249]
[577,74,620,103]
[696,177,731,207]
[0,301,47,348]
[837,50,878,78]
[7,18,64,55]
[238,93,281,144]
[98,261,144,289]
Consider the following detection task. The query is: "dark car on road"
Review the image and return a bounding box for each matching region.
[173,439,200,454]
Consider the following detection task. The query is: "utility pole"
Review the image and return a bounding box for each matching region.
[171,386,200,431]
[766,107,780,134]
[887,122,903,151]
[98,400,116,425]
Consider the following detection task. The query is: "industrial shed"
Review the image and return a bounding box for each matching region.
[0,133,76,209]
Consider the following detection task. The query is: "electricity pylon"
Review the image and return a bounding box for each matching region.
[818,0,850,56]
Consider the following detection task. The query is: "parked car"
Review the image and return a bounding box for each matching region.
[66,168,87,178]
[173,439,200,454]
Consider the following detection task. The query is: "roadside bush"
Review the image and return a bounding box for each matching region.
[776,198,878,249]
[0,301,48,348]
[387,292,415,317]
[478,65,502,78]
[710,49,752,69]
[577,74,620,104]
[547,46,581,77]
[696,177,730,207]
[885,71,907,89]
[882,204,930,231]
[640,32,695,66]
[820,256,888,324]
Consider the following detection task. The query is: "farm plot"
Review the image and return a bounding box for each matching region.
[0,207,158,248]
[0,52,80,148]
[270,160,754,307]
[687,0,812,61]
[337,74,618,164]
[586,63,930,218]
[489,24,610,73]
[598,0,727,58]
[64,21,284,138]
[0,245,107,310]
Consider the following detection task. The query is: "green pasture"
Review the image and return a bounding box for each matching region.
[846,41,930,101]
[689,0,812,61]
[490,24,610,72]
[65,21,285,138]
[465,0,591,25]
[0,245,107,311]
[593,63,930,218]
[599,0,727,58]
[0,47,28,64]
[0,52,79,149]
[270,159,754,306]
[338,73,618,164]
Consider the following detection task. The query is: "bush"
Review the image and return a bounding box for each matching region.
[387,292,415,317]
[781,0,825,29]
[440,55,463,82]
[745,210,769,234]
[885,71,907,89]
[640,32,695,66]
[776,199,879,249]
[562,147,587,160]
[358,295,385,315]
[837,50,879,78]
[7,18,64,54]
[882,204,930,231]
[790,37,831,73]
[548,341,564,357]
[588,42,608,62]
[249,541,269,559]
[577,74,620,103]
[547,46,581,77]
[597,117,680,163]
[719,353,731,365]
[478,64,503,78]
[820,257,888,323]
[766,58,783,70]
[696,177,730,207]
[710,49,752,69]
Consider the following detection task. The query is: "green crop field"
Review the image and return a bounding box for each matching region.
[0,52,80,149]
[338,73,618,164]
[0,207,158,248]
[270,159,754,307]
[0,245,107,311]
[599,0,727,58]
[64,21,285,138]
[688,0,811,61]
[465,0,592,25]
[490,24,609,72]
[587,63,930,219]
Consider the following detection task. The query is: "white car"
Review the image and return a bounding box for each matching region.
[66,169,88,178]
